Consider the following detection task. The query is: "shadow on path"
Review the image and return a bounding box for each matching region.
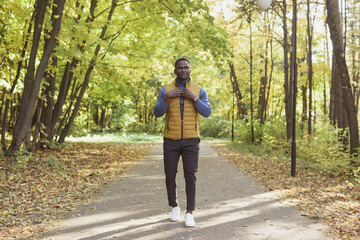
[43,142,330,240]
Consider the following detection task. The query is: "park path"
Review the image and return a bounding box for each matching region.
[44,142,331,240]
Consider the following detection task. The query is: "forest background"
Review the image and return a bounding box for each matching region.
[0,0,360,239]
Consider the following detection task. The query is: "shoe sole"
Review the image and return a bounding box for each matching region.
[185,224,195,227]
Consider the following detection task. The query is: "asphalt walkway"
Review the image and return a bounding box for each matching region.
[44,142,331,240]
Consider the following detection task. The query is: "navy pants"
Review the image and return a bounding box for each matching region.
[163,137,200,211]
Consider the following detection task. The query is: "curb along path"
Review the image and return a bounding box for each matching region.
[44,141,330,240]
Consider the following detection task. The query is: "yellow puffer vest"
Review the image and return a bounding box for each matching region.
[164,80,201,140]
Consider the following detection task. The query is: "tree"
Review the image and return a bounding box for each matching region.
[58,0,118,143]
[279,0,292,141]
[326,0,359,155]
[229,61,247,118]
[1,7,35,151]
[306,0,313,136]
[6,0,66,155]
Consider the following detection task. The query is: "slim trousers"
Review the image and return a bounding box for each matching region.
[163,137,200,211]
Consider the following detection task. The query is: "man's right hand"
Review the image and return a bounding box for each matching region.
[165,89,182,100]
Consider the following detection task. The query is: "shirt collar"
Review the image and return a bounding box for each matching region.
[176,78,190,86]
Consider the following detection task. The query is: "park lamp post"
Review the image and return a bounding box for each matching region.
[256,0,297,177]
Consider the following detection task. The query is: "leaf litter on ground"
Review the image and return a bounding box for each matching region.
[0,142,153,239]
[212,142,360,240]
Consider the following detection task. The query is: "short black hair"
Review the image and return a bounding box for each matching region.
[175,58,190,68]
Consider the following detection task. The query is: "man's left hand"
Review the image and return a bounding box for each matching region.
[181,89,196,100]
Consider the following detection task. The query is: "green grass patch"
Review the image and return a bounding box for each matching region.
[67,132,228,144]
[67,132,163,144]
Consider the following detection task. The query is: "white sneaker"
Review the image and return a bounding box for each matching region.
[170,206,181,222]
[185,213,195,227]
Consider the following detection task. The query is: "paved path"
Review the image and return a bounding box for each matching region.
[44,142,331,240]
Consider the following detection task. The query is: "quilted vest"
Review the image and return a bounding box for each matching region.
[164,80,201,140]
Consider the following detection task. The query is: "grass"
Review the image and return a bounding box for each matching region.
[66,132,163,144]
[67,132,229,144]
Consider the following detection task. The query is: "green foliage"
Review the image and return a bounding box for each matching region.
[0,145,4,158]
[15,147,36,164]
[228,139,275,156]
[233,118,280,145]
[69,113,91,137]
[109,100,137,131]
[7,147,37,176]
[199,116,231,138]
[230,117,359,182]
[296,121,354,177]
[354,166,360,184]
[42,139,72,150]
[44,154,66,173]
[126,121,163,134]
[260,116,288,147]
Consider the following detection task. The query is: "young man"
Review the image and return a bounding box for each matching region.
[153,58,211,227]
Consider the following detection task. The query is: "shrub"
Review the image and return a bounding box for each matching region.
[126,120,164,134]
[200,116,231,138]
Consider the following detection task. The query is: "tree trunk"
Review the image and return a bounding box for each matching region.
[257,20,269,125]
[351,21,360,114]
[326,0,359,155]
[31,98,44,152]
[100,108,106,128]
[49,59,79,138]
[249,19,254,143]
[264,33,274,123]
[324,6,330,116]
[329,56,337,126]
[282,0,292,141]
[228,61,247,118]
[307,0,313,135]
[301,85,308,130]
[330,55,349,135]
[94,106,99,125]
[1,12,35,151]
[257,75,267,124]
[41,56,57,143]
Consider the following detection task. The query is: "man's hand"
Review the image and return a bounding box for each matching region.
[163,89,182,104]
[165,89,182,99]
[181,89,196,101]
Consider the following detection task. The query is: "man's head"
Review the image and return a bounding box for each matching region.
[174,58,191,80]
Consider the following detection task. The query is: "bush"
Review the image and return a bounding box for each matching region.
[68,114,91,137]
[200,116,231,138]
[126,120,164,134]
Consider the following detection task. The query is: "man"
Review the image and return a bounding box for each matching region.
[153,58,211,227]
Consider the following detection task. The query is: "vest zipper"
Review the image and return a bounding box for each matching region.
[181,82,185,139]
[181,118,183,139]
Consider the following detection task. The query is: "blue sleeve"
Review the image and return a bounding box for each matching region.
[195,87,211,118]
[153,87,168,118]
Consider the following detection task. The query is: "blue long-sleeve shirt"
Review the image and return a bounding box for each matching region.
[153,78,211,118]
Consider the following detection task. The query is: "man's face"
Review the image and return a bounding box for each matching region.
[174,60,191,80]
